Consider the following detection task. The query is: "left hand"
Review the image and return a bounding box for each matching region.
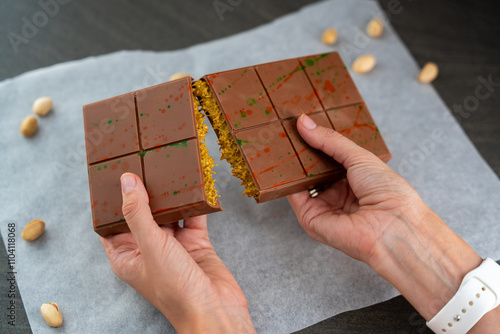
[100,173,256,333]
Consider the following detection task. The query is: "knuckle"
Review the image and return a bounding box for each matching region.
[122,194,142,223]
[316,127,338,150]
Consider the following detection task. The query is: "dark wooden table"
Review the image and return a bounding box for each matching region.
[1,1,498,332]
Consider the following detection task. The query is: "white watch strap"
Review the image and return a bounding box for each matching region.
[427,258,500,334]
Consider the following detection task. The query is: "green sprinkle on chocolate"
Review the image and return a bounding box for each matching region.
[170,140,188,147]
[246,97,256,106]
[237,139,251,146]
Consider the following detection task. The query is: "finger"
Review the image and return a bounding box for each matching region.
[297,114,384,170]
[99,233,136,253]
[182,215,208,231]
[120,173,159,253]
[287,190,311,216]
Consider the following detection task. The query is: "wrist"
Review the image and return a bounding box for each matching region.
[368,202,482,320]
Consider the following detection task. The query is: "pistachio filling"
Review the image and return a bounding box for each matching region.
[193,80,259,199]
[193,95,219,206]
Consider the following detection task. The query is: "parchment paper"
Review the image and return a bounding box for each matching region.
[1,0,499,333]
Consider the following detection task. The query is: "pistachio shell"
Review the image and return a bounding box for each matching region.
[366,18,384,38]
[21,219,45,241]
[418,62,439,83]
[20,116,38,137]
[321,28,338,45]
[32,97,53,116]
[169,73,190,81]
[352,54,376,74]
[41,303,63,327]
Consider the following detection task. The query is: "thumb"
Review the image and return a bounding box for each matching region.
[120,173,159,253]
[297,114,381,170]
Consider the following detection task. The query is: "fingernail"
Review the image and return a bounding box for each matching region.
[121,173,136,194]
[300,114,317,130]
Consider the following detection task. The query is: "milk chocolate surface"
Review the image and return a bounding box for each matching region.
[202,52,390,203]
[84,77,221,237]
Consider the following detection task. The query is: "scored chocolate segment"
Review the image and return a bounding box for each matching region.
[83,92,139,164]
[282,112,343,176]
[143,139,205,212]
[327,103,391,162]
[136,78,196,150]
[255,58,322,118]
[88,154,143,229]
[84,78,222,237]
[235,123,305,189]
[205,67,278,130]
[299,53,363,110]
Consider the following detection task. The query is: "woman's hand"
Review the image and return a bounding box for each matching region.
[288,113,424,265]
[100,173,256,334]
[288,114,499,333]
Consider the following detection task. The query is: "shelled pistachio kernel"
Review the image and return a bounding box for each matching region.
[352,54,376,74]
[418,62,439,83]
[169,73,190,81]
[20,116,38,137]
[32,97,53,116]
[366,18,384,38]
[21,219,45,241]
[321,28,338,45]
[40,303,63,327]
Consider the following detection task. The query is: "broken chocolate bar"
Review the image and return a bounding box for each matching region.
[193,52,390,203]
[84,52,391,235]
[84,77,222,237]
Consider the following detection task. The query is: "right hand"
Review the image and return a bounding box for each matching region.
[288,113,425,265]
[288,114,498,334]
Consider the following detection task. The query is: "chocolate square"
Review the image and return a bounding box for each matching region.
[282,112,343,176]
[88,154,143,229]
[299,53,363,109]
[235,123,305,189]
[327,103,391,161]
[83,92,139,164]
[205,67,278,130]
[143,139,205,212]
[136,78,197,150]
[255,58,322,118]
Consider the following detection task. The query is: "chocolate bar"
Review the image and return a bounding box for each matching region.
[193,52,390,203]
[84,77,222,237]
[84,52,391,235]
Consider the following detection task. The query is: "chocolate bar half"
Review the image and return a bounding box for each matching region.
[84,77,222,237]
[193,52,390,203]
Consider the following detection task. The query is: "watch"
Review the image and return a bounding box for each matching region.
[427,257,500,333]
